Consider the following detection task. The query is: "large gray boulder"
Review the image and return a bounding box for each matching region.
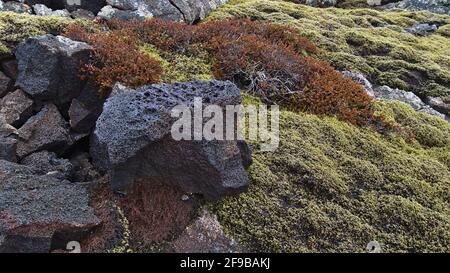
[15,35,93,107]
[91,80,250,200]
[17,104,73,158]
[0,160,100,253]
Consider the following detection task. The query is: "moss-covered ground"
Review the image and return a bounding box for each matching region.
[0,12,86,56]
[208,0,450,102]
[212,97,450,252]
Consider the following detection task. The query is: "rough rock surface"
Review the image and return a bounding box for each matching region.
[15,35,93,107]
[21,150,73,178]
[0,71,13,98]
[302,0,337,7]
[97,4,148,20]
[70,8,95,19]
[33,4,70,17]
[69,152,100,182]
[1,1,33,14]
[373,85,447,119]
[0,115,18,162]
[426,96,449,115]
[0,160,100,253]
[17,104,72,158]
[405,23,438,36]
[91,80,250,200]
[0,89,34,127]
[24,0,106,13]
[167,210,243,253]
[105,0,228,23]
[341,71,374,97]
[342,71,447,120]
[68,82,104,134]
[0,59,18,81]
[381,0,450,15]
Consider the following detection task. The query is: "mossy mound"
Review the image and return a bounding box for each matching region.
[141,44,213,83]
[208,0,450,102]
[212,97,450,252]
[0,12,84,56]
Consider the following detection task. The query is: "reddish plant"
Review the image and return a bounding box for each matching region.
[67,19,376,126]
[64,24,163,95]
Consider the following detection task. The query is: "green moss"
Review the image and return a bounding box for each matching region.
[207,0,450,101]
[141,44,213,83]
[212,98,450,252]
[0,12,88,55]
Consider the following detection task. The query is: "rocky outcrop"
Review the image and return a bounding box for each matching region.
[426,96,449,115]
[1,0,229,23]
[0,160,100,253]
[342,71,448,120]
[99,0,229,23]
[91,80,250,200]
[24,0,106,13]
[381,0,450,15]
[15,35,93,108]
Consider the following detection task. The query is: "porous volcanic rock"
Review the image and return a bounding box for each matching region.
[15,35,93,107]
[91,80,250,200]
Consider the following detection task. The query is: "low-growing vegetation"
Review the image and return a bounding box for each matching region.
[66,18,376,126]
[212,96,450,252]
[208,0,450,103]
[0,12,83,56]
[65,24,163,95]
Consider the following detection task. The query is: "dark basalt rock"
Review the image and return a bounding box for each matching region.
[15,35,93,108]
[21,150,73,178]
[0,160,100,253]
[17,104,73,158]
[24,0,106,14]
[91,80,251,200]
[0,89,34,128]
[0,71,13,98]
[0,115,18,162]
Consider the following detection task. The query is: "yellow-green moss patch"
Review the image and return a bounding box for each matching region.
[0,11,87,55]
[212,98,450,252]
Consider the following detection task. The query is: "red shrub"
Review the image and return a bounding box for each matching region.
[64,24,162,95]
[67,19,376,126]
